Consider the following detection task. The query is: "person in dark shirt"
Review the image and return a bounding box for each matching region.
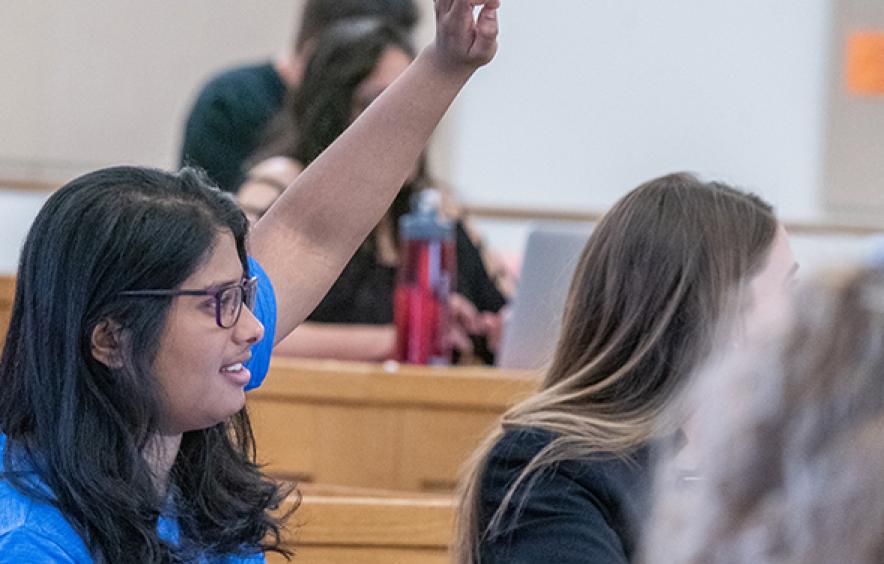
[179,0,419,193]
[238,18,507,363]
[453,173,799,563]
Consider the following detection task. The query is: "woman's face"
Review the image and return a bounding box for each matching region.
[152,231,264,434]
[745,223,799,336]
[351,46,414,120]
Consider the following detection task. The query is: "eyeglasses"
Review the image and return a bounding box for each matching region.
[119,276,258,329]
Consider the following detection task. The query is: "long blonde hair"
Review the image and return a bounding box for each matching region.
[453,173,777,563]
[645,265,884,564]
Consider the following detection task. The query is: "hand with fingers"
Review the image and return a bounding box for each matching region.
[430,0,501,74]
[447,293,506,365]
[447,293,481,363]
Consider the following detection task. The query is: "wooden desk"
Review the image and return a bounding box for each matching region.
[0,275,536,491]
[248,359,538,492]
[0,276,14,346]
[269,493,455,564]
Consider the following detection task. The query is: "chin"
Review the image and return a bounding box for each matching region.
[186,395,247,432]
[222,390,248,417]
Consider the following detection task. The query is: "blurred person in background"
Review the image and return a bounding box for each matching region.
[239,18,508,363]
[645,265,884,564]
[179,0,419,193]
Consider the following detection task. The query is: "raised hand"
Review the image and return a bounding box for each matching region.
[252,1,502,342]
[431,0,501,73]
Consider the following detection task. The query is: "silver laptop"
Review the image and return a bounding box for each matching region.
[497,223,593,370]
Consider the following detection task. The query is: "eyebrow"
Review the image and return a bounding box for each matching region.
[203,273,246,289]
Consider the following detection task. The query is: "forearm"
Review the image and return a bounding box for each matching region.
[273,322,397,362]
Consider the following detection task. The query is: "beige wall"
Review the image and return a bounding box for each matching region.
[4,1,883,261]
[0,1,441,183]
[823,0,884,221]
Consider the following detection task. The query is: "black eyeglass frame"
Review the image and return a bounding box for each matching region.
[118,276,258,329]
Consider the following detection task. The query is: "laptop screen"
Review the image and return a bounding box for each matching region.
[497,223,593,370]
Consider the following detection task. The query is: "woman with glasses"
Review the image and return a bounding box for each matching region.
[0,1,500,562]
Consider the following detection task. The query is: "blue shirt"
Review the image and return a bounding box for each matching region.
[245,257,276,391]
[0,257,278,563]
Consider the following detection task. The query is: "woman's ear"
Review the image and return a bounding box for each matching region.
[91,319,125,369]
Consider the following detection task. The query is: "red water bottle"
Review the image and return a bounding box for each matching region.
[393,189,456,365]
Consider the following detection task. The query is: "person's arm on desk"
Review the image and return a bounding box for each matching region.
[272,293,499,363]
[274,323,397,361]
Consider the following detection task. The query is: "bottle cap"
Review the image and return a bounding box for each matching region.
[399,188,454,241]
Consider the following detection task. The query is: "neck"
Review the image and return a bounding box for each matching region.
[144,433,183,497]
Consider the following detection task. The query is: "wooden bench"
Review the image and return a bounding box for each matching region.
[269,492,456,564]
[248,359,538,492]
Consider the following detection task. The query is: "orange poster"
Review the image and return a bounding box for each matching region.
[846,31,884,95]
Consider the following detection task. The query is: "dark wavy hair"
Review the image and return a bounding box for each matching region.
[258,17,424,246]
[0,166,293,562]
[264,18,416,166]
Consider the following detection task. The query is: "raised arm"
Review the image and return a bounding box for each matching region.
[249,0,501,344]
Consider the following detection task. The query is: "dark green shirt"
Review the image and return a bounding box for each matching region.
[179,61,286,193]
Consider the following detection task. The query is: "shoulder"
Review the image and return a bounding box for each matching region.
[485,427,652,496]
[198,61,279,98]
[479,427,652,562]
[487,426,558,466]
[189,61,283,122]
[0,528,83,563]
[482,427,606,506]
[0,481,89,562]
[481,427,585,514]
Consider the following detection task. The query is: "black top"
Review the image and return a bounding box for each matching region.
[309,222,506,324]
[477,427,654,564]
[179,61,286,193]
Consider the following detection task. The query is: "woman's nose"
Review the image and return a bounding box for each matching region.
[234,303,265,345]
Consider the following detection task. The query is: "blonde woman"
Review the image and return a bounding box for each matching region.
[454,173,798,563]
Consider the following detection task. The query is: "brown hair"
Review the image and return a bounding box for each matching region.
[645,265,884,564]
[453,173,778,563]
